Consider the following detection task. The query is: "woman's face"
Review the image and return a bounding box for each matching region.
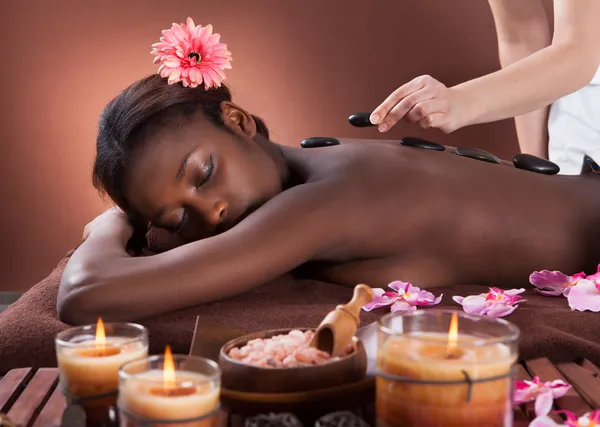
[123,105,284,241]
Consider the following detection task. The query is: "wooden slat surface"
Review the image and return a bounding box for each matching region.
[557,362,600,409]
[0,360,598,427]
[0,368,33,413]
[580,359,600,377]
[31,387,65,427]
[6,368,58,426]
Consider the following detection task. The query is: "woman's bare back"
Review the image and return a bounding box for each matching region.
[284,139,600,288]
[60,135,600,324]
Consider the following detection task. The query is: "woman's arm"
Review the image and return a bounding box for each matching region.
[370,0,600,138]
[58,182,345,325]
[488,0,552,158]
[456,0,600,126]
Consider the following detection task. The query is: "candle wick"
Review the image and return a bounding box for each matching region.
[445,346,463,360]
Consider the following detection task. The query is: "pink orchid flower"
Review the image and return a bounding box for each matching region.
[513,376,571,417]
[529,269,587,297]
[452,287,525,317]
[530,264,600,312]
[361,281,442,313]
[529,410,600,427]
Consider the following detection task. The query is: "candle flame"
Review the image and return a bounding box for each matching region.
[447,312,458,357]
[163,345,176,391]
[95,317,106,349]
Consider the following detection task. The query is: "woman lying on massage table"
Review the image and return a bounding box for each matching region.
[57,21,600,326]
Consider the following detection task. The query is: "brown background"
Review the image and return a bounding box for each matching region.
[0,0,553,291]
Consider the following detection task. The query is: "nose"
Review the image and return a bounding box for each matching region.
[207,200,228,228]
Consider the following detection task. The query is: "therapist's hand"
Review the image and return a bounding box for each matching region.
[370,75,469,134]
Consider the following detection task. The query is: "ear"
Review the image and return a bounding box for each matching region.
[220,101,257,138]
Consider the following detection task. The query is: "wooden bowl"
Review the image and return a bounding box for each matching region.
[218,328,368,394]
[219,377,376,424]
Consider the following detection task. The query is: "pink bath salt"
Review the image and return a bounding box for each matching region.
[228,347,242,359]
[289,329,306,339]
[227,329,351,368]
[282,355,299,367]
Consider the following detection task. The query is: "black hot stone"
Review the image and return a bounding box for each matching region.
[348,112,376,127]
[314,411,371,427]
[455,147,500,164]
[584,155,600,174]
[301,137,341,148]
[512,154,560,175]
[245,413,304,427]
[400,137,445,151]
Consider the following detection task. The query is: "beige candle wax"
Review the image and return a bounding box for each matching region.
[118,346,221,427]
[56,319,149,399]
[376,311,518,427]
[56,319,149,427]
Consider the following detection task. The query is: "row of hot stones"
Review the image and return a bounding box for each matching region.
[300,112,562,175]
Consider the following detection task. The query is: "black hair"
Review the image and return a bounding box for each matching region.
[92,74,269,221]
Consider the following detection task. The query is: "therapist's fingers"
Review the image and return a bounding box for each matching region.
[376,88,434,132]
[418,112,456,133]
[369,76,430,125]
[417,113,443,130]
[405,99,448,124]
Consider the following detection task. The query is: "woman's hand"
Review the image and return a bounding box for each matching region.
[369,75,471,134]
[82,206,133,244]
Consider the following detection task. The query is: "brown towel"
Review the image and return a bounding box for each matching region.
[1,228,599,374]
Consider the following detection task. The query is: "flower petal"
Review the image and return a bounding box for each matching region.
[388,281,410,293]
[485,302,517,317]
[459,295,488,315]
[503,288,526,296]
[547,380,571,399]
[590,410,600,422]
[566,279,600,312]
[414,290,443,306]
[452,295,464,304]
[362,288,397,311]
[555,410,583,425]
[536,288,567,297]
[535,390,554,417]
[530,270,572,296]
[513,381,536,404]
[390,300,416,313]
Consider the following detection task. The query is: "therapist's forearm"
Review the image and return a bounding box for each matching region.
[497,38,551,158]
[453,43,598,130]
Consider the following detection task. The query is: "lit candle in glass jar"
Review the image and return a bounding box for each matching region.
[376,310,519,427]
[118,346,221,427]
[56,319,148,426]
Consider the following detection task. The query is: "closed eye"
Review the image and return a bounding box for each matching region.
[175,155,215,233]
[195,154,215,189]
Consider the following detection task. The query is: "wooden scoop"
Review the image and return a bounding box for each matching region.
[310,284,375,357]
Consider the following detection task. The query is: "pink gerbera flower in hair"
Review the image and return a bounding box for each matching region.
[151,17,233,90]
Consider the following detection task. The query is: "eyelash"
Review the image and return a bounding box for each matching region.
[176,155,215,234]
[195,154,215,189]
